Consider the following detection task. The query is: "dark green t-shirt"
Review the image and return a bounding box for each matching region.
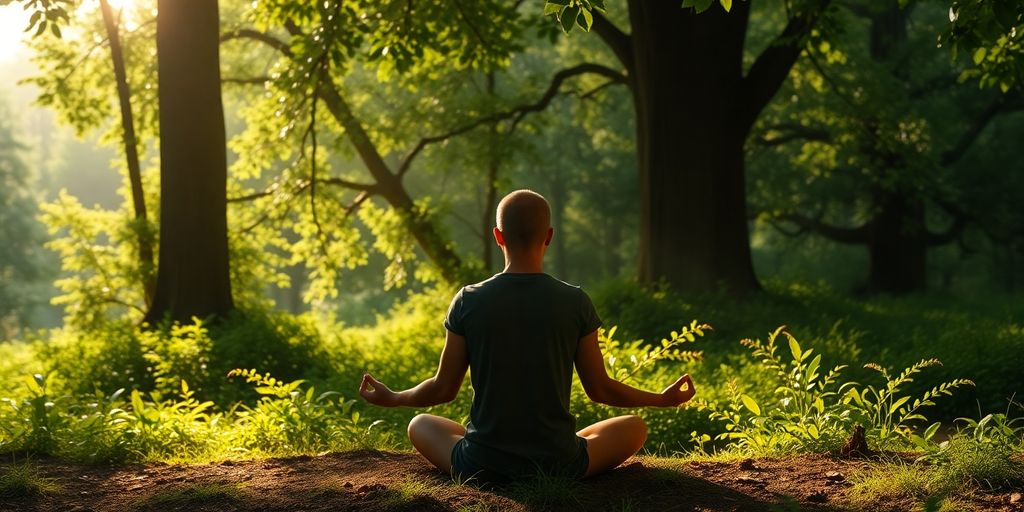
[444,272,602,477]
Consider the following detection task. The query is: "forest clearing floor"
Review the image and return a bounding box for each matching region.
[2,450,1021,512]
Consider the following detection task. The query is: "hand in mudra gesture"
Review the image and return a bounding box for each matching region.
[359,373,398,407]
[660,374,696,407]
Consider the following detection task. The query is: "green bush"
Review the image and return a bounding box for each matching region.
[0,371,390,463]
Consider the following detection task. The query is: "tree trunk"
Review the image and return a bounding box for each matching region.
[377,176,464,284]
[481,73,499,274]
[604,221,622,277]
[549,169,569,281]
[144,0,234,324]
[628,0,759,294]
[865,191,927,293]
[100,0,155,306]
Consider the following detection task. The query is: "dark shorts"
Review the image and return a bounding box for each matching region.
[450,436,590,485]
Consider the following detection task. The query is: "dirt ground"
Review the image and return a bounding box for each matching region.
[2,450,1021,512]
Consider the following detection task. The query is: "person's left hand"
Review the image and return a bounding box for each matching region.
[359,373,398,407]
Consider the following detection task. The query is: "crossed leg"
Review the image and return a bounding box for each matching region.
[408,413,646,478]
[577,415,647,477]
[407,414,466,473]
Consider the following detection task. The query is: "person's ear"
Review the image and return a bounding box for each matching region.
[544,227,553,247]
[492,227,505,247]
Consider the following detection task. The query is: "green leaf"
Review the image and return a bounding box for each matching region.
[923,422,941,441]
[578,6,593,31]
[543,2,565,16]
[788,336,802,362]
[740,394,761,416]
[694,0,714,13]
[973,47,987,65]
[891,396,911,413]
[560,6,580,33]
[720,0,732,12]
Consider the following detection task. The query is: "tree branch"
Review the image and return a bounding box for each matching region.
[591,12,634,74]
[222,76,271,85]
[220,29,292,57]
[941,92,1024,165]
[741,0,832,129]
[775,212,869,244]
[755,122,832,147]
[396,62,627,177]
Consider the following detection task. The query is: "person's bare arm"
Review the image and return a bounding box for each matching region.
[359,330,469,408]
[575,329,695,408]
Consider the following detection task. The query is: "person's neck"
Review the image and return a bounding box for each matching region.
[501,256,544,274]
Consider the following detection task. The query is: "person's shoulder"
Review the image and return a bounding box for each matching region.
[460,274,503,297]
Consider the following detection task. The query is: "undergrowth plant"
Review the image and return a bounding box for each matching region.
[845,360,975,449]
[698,327,851,453]
[600,320,709,385]
[0,369,390,463]
[696,327,977,455]
[226,368,390,455]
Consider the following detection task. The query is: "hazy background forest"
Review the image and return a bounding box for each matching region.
[0,0,1022,509]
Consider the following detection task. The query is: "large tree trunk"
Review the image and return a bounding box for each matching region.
[865,191,927,293]
[99,0,155,306]
[549,169,569,281]
[144,0,233,324]
[628,0,759,294]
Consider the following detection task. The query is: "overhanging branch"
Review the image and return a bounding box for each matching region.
[591,12,634,74]
[221,29,292,57]
[741,0,832,129]
[396,62,627,177]
[775,212,869,244]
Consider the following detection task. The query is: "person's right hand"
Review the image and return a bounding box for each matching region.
[359,373,398,407]
[659,374,695,407]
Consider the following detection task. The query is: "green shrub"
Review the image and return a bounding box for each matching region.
[0,370,389,463]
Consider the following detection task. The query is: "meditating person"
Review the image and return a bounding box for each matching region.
[358,189,696,483]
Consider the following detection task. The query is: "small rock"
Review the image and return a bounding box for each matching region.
[807,491,828,503]
[739,458,759,471]
[342,481,353,488]
[736,476,765,486]
[1010,492,1021,504]
[825,471,845,481]
[79,491,89,496]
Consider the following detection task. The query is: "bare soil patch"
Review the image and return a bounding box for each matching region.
[1,451,1020,511]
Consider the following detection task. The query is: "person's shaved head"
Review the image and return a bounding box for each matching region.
[496,189,551,251]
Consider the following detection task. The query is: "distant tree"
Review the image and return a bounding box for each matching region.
[548,0,834,294]
[0,99,47,337]
[20,0,231,323]
[751,1,1024,293]
[143,0,234,324]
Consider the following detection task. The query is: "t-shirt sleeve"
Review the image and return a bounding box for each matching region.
[443,287,466,335]
[579,288,603,338]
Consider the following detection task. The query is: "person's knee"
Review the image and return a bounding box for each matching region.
[624,415,647,448]
[407,413,432,441]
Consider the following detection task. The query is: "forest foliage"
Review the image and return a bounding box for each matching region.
[0,0,1021,509]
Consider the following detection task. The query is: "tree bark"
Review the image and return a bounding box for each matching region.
[549,169,569,281]
[99,0,155,305]
[864,191,927,293]
[627,0,759,293]
[481,73,499,274]
[144,0,234,324]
